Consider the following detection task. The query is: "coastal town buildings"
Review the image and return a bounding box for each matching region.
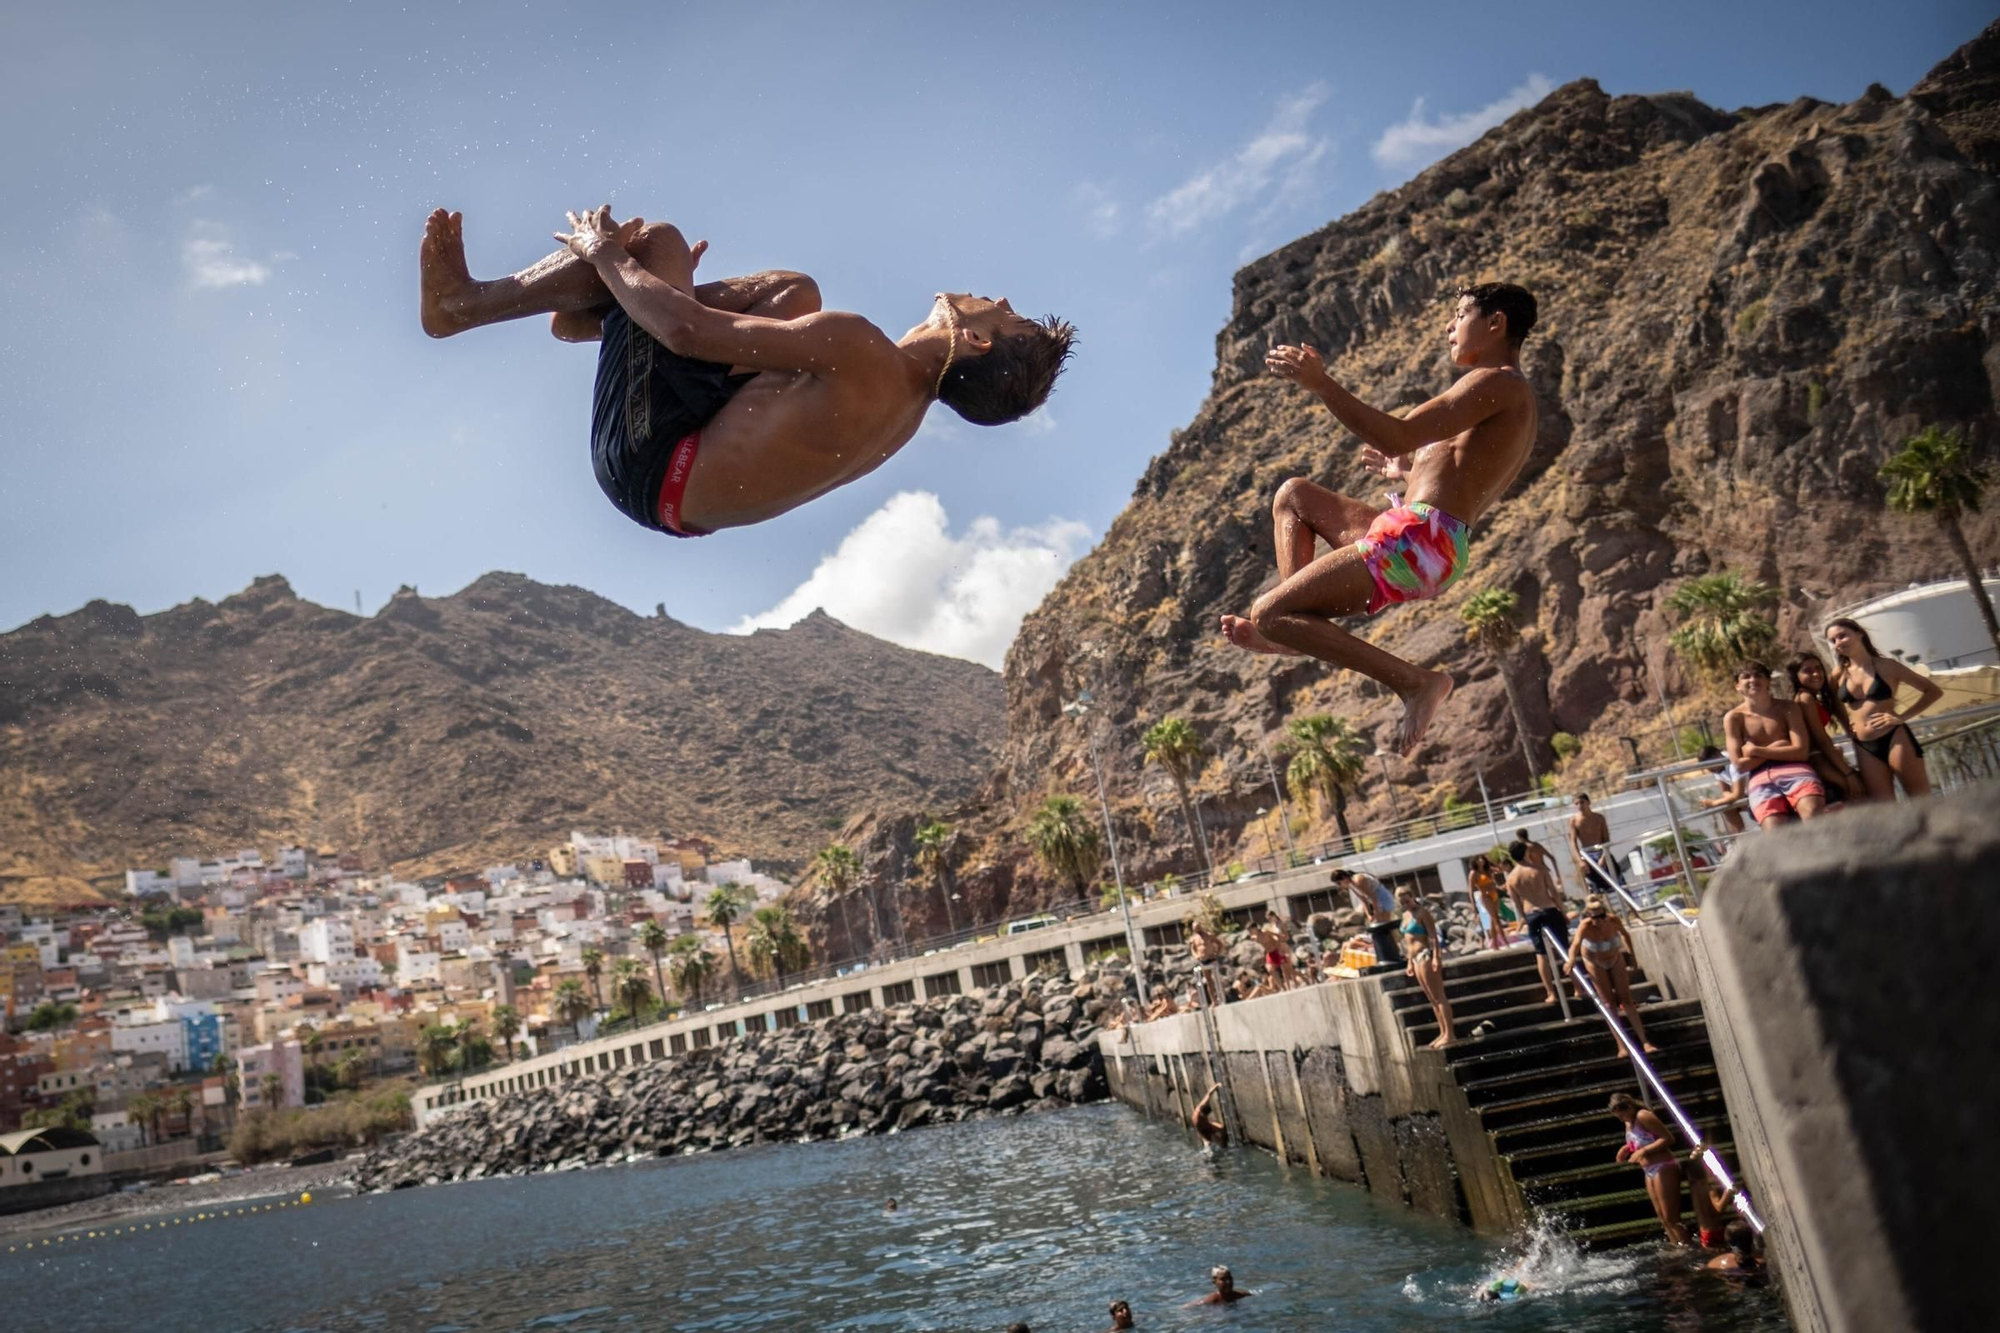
[2,831,779,1153]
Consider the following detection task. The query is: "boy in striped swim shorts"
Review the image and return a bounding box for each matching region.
[1221,283,1540,757]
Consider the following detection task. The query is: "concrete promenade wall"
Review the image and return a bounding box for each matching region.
[1665,784,1998,1333]
[1097,972,1518,1230]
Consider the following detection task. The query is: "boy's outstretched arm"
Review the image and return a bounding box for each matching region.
[1267,343,1512,456]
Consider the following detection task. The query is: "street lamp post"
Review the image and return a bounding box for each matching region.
[1063,693,1148,1005]
[1260,743,1299,866]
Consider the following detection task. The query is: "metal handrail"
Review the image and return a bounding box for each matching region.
[1540,926,1767,1235]
[1579,845,1696,931]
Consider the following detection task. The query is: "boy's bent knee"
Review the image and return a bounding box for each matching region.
[764,271,821,317]
[1272,476,1312,515]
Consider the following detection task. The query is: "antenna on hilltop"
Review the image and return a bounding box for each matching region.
[355,589,362,614]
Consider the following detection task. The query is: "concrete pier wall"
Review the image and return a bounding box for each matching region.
[1099,971,1515,1229]
[1666,784,1998,1333]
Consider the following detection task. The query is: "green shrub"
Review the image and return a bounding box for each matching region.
[1806,379,1825,421]
[1550,731,1581,763]
[1443,188,1477,215]
[1734,300,1767,338]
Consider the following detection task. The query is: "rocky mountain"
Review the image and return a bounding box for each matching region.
[0,574,1003,905]
[813,23,2000,940]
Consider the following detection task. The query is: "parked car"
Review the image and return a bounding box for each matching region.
[1502,796,1565,819]
[1004,915,1059,935]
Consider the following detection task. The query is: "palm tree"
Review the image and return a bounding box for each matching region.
[417,1023,458,1078]
[333,1052,363,1091]
[1027,794,1102,896]
[260,1072,282,1109]
[705,883,752,994]
[491,1005,520,1062]
[636,920,671,1014]
[1282,715,1368,847]
[611,956,654,1020]
[580,947,606,1013]
[1882,424,1999,659]
[126,1092,160,1147]
[169,1086,196,1140]
[553,978,592,1042]
[1459,588,1541,780]
[668,934,717,1006]
[1142,717,1213,875]
[814,844,863,957]
[745,905,809,983]
[213,1051,239,1119]
[1666,569,1778,685]
[912,819,960,935]
[299,1024,324,1091]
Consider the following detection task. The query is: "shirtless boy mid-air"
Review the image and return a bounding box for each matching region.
[419,207,1074,537]
[1220,284,1539,754]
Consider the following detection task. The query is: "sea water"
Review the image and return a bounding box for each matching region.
[5,1103,1790,1331]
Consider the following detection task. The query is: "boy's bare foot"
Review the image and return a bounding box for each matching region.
[420,209,478,338]
[1428,1033,1454,1049]
[1395,669,1453,756]
[1642,1041,1659,1054]
[1219,614,1303,656]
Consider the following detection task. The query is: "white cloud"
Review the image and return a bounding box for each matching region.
[182,222,271,289]
[1017,407,1057,436]
[1072,183,1122,239]
[729,491,1092,669]
[1372,74,1554,170]
[1147,84,1332,238]
[174,184,214,205]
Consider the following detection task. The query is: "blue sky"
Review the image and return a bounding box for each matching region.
[1,1,1987,666]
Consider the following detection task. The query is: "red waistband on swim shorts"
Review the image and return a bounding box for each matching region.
[655,431,710,537]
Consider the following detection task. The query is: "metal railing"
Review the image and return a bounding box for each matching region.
[1579,845,1696,931]
[1539,925,1767,1236]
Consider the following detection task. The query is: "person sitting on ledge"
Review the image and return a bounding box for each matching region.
[1186,1265,1254,1306]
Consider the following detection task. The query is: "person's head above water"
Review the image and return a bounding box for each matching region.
[927,293,1076,426]
[1447,282,1537,365]
[1210,1266,1235,1292]
[1107,1298,1134,1328]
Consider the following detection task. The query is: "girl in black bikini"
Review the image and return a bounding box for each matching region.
[1785,653,1866,803]
[1824,618,1945,800]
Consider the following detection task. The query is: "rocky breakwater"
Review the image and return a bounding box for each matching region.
[350,969,1121,1192]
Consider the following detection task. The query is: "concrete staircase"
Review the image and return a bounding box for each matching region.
[1385,943,1732,1248]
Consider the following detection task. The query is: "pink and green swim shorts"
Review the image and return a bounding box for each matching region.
[1355,501,1470,615]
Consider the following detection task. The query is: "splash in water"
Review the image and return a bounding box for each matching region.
[1403,1218,1651,1307]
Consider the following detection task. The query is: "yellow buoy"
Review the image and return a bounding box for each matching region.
[300,1191,312,1205]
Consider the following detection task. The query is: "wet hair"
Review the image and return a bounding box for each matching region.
[1584,893,1608,914]
[1329,868,1352,882]
[1457,282,1539,345]
[1786,652,1838,716]
[938,315,1077,425]
[1574,792,1592,805]
[1725,1219,1758,1259]
[1697,744,1723,761]
[1608,1092,1641,1115]
[1006,1324,1032,1333]
[1825,617,1886,669]
[1735,661,1772,682]
[1211,1266,1232,1280]
[1508,839,1531,863]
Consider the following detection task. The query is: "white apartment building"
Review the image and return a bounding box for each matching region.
[111,1016,187,1070]
[125,868,177,897]
[300,917,355,965]
[395,942,442,985]
[306,955,384,996]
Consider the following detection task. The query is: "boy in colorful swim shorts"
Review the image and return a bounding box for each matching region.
[1221,283,1541,756]
[1724,662,1827,828]
[418,207,1073,538]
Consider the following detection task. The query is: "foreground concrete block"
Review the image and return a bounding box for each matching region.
[1699,783,1998,1333]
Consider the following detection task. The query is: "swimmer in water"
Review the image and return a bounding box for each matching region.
[1104,1298,1136,1330]
[1705,1219,1764,1277]
[1476,1273,1530,1302]
[1221,284,1541,756]
[1192,1083,1228,1150]
[1186,1265,1254,1305]
[419,207,1073,538]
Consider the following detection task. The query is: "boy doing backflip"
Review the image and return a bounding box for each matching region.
[419,207,1074,537]
[1221,284,1539,755]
